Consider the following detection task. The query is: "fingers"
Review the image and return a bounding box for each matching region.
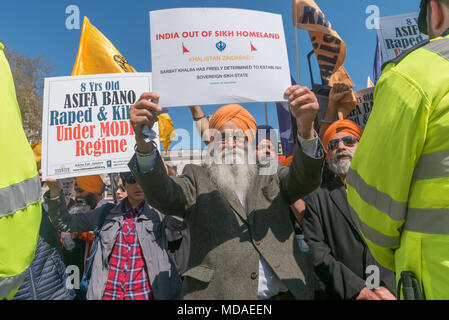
[137,92,160,105]
[130,92,162,131]
[374,287,396,300]
[285,85,310,101]
[133,93,162,113]
[332,83,350,93]
[289,92,317,109]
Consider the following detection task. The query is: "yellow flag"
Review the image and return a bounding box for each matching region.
[158,113,177,154]
[72,17,177,150]
[72,17,135,75]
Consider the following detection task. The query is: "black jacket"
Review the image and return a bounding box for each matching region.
[13,208,75,300]
[303,178,396,300]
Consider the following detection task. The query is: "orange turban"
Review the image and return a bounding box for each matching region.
[282,155,293,167]
[32,141,42,170]
[323,120,363,159]
[75,175,104,194]
[209,104,257,139]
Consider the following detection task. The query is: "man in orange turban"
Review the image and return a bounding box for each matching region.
[209,104,257,136]
[75,175,104,195]
[322,120,363,161]
[128,85,326,299]
[302,119,397,300]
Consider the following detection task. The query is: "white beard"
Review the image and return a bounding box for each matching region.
[328,150,353,176]
[209,146,258,201]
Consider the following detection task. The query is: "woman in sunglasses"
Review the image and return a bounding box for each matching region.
[115,176,128,202]
[43,172,182,300]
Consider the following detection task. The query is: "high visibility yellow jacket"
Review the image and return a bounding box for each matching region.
[347,31,449,300]
[0,42,42,299]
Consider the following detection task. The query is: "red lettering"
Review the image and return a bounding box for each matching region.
[120,139,127,152]
[56,126,64,142]
[85,142,93,155]
[111,122,119,136]
[75,140,85,156]
[100,122,110,137]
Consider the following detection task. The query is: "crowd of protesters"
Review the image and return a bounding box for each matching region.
[11,81,391,300]
[4,0,449,300]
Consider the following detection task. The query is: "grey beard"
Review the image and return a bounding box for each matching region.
[328,150,353,176]
[209,163,258,200]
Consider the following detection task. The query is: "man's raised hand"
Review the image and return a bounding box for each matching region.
[129,92,161,154]
[285,85,319,140]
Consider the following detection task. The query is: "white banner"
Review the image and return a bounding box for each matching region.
[41,73,158,180]
[346,87,375,128]
[150,8,291,108]
[376,12,428,63]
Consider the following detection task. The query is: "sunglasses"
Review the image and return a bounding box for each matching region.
[125,175,137,185]
[74,184,85,193]
[328,136,358,151]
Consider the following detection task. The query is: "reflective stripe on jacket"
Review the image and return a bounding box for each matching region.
[0,42,41,299]
[347,31,449,300]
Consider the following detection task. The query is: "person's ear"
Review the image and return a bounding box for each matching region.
[429,0,445,31]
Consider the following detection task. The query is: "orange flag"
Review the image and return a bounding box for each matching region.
[72,17,177,151]
[292,0,355,89]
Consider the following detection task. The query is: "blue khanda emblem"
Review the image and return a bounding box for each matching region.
[216,41,226,52]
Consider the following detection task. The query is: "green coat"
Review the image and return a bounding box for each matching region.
[130,141,324,300]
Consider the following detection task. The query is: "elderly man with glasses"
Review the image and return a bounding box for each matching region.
[302,120,397,300]
[43,172,182,300]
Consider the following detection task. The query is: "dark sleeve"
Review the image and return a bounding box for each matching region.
[129,152,197,218]
[303,195,365,300]
[44,190,102,233]
[279,140,325,205]
[379,263,397,296]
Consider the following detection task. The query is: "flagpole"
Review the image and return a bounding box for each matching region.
[264,103,268,125]
[292,0,301,142]
[294,0,300,85]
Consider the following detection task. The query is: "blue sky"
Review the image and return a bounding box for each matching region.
[0,0,420,150]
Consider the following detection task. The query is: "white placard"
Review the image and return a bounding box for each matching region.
[42,73,158,180]
[376,12,428,63]
[150,8,291,107]
[346,87,375,128]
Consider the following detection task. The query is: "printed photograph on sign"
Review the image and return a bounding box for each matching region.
[41,73,158,180]
[150,8,291,108]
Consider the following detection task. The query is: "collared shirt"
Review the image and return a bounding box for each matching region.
[103,201,153,300]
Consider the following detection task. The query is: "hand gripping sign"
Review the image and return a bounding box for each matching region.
[150,8,292,108]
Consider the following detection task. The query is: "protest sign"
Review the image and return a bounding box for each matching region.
[41,73,158,180]
[376,12,428,63]
[150,8,291,107]
[346,87,375,128]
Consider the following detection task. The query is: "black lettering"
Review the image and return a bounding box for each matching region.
[301,6,316,24]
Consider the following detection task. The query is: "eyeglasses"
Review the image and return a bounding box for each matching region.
[328,136,358,151]
[220,133,246,144]
[125,175,137,185]
[74,184,85,193]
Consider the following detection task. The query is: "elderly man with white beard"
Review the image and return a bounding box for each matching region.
[302,120,397,300]
[127,86,325,300]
